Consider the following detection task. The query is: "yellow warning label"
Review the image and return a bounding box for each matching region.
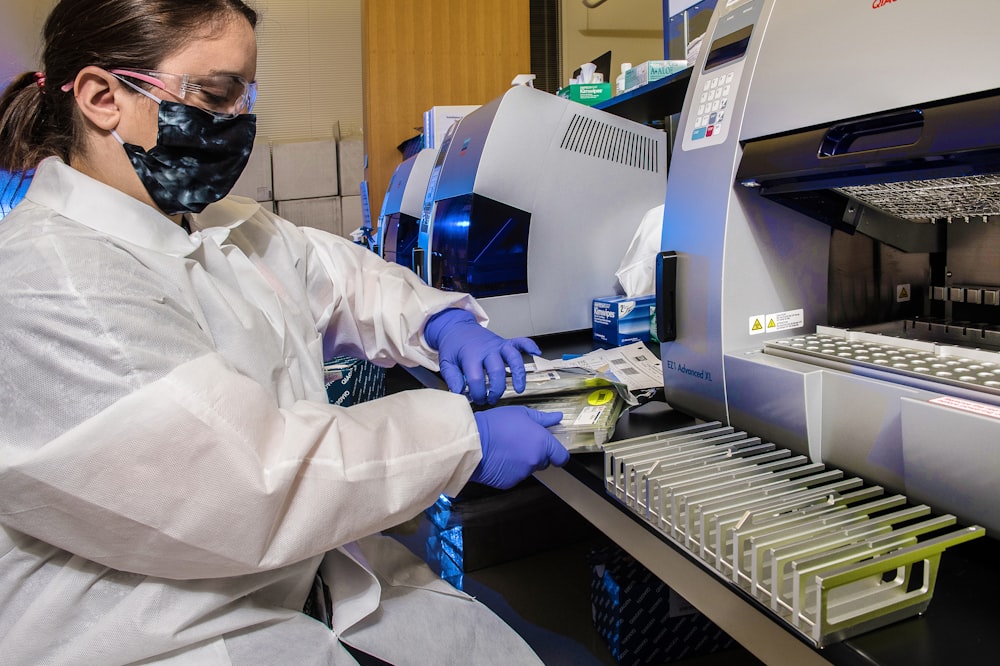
[752,319,763,331]
[898,287,909,300]
[588,389,614,406]
[767,318,777,330]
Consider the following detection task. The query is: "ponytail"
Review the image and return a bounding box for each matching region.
[0,70,72,173]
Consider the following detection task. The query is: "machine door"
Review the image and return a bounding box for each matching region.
[430,193,530,297]
[381,213,420,268]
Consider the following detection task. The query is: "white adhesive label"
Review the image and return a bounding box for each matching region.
[930,396,1000,420]
[749,309,803,335]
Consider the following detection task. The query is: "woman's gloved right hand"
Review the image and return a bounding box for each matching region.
[471,406,570,489]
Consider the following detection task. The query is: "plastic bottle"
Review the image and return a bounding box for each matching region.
[616,63,632,96]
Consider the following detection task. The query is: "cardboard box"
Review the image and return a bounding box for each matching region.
[338,134,365,196]
[231,137,273,202]
[623,60,688,93]
[323,356,386,407]
[593,294,656,347]
[277,196,342,236]
[557,82,613,106]
[271,138,339,200]
[340,195,364,238]
[590,545,735,665]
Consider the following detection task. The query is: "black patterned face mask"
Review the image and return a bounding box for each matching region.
[113,100,256,215]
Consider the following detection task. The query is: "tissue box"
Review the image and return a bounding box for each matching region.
[589,545,735,665]
[623,60,688,93]
[323,356,386,407]
[557,83,612,106]
[593,295,656,347]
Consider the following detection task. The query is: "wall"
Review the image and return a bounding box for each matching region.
[0,0,57,85]
[560,0,665,89]
[252,0,363,141]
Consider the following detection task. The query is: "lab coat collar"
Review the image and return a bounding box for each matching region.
[188,195,264,240]
[26,157,258,256]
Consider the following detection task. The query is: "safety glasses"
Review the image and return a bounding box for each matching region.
[108,69,257,119]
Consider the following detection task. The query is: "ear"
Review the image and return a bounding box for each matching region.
[70,66,127,132]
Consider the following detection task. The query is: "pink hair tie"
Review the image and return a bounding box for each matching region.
[33,72,46,89]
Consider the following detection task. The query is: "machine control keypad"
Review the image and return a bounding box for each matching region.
[691,71,736,141]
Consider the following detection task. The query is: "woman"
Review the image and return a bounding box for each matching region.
[0,0,568,663]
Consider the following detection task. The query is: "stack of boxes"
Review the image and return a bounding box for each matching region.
[337,133,367,236]
[228,125,368,239]
[230,137,274,207]
[273,136,342,235]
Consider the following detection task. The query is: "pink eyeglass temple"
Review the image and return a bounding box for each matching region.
[59,70,165,93]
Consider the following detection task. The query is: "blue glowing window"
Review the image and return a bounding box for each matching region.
[0,170,32,220]
[430,194,530,297]
[382,212,421,269]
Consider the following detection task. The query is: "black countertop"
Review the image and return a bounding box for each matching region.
[528,331,1000,666]
[399,329,997,664]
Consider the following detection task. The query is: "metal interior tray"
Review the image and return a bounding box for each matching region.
[764,324,1000,399]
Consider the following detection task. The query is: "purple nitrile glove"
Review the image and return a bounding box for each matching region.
[425,308,541,404]
[470,406,569,489]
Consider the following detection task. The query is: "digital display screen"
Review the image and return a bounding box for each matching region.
[704,24,753,72]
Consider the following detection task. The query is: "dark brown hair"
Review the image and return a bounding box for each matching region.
[0,0,258,173]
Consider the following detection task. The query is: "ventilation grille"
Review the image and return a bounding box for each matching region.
[560,114,662,174]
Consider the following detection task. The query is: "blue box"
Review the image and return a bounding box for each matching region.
[421,481,595,590]
[593,295,656,347]
[590,545,735,665]
[323,356,386,407]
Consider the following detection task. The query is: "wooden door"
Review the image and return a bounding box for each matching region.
[362,0,530,229]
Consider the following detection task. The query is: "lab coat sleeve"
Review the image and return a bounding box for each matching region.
[0,351,482,580]
[294,222,488,369]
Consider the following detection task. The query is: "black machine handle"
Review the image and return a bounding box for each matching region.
[655,251,677,343]
[819,109,924,157]
[411,246,425,280]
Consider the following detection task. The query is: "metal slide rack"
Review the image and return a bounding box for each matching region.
[603,424,985,647]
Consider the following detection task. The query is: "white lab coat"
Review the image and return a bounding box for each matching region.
[0,157,542,665]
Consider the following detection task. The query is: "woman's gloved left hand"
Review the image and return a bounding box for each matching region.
[471,406,569,489]
[424,308,540,404]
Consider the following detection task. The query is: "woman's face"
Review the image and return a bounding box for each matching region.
[128,15,258,151]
